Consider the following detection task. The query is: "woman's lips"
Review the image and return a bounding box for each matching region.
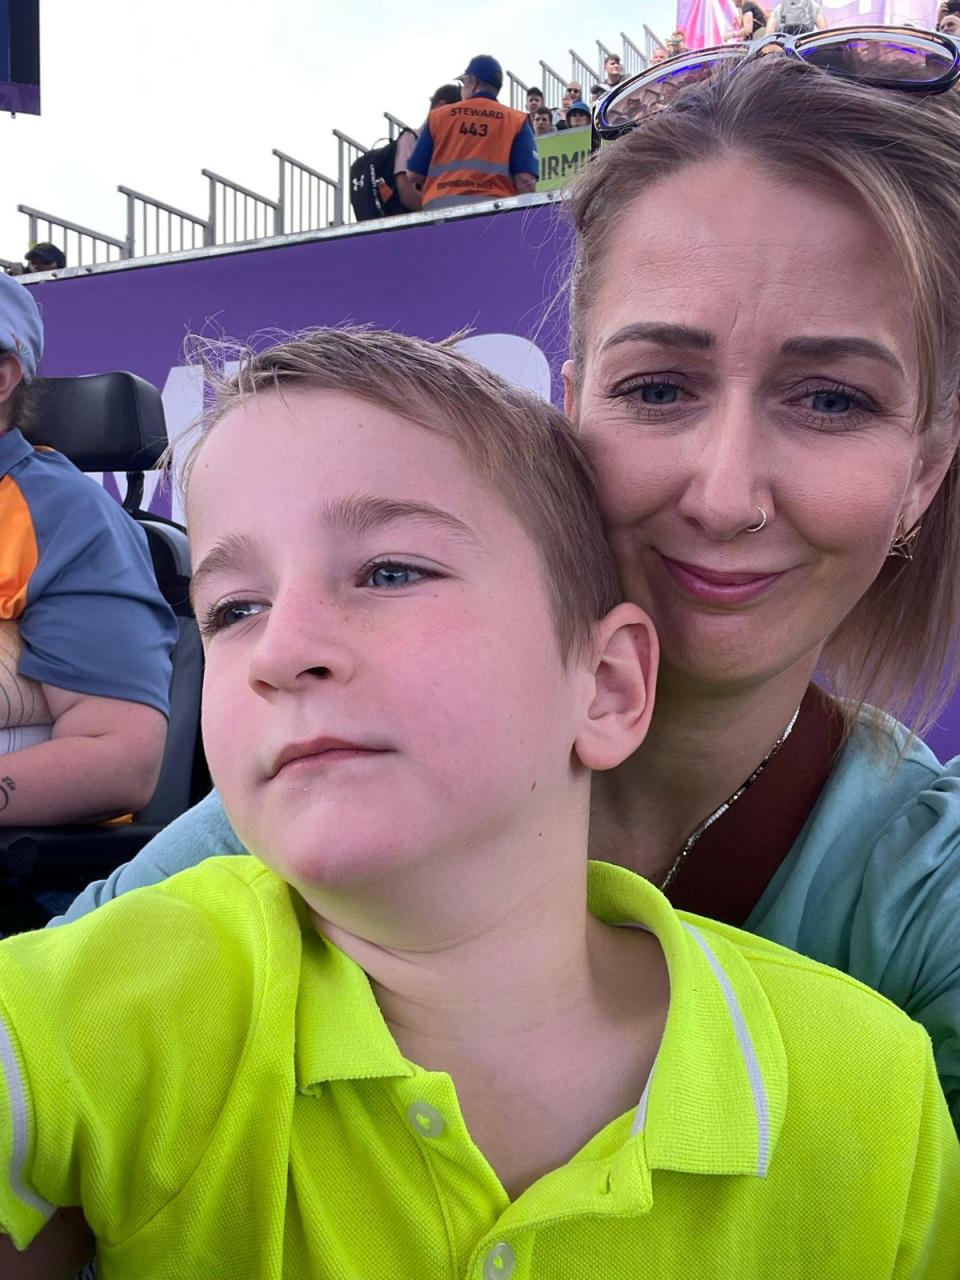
[658,554,788,605]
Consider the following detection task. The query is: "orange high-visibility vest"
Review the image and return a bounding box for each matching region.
[421,98,529,210]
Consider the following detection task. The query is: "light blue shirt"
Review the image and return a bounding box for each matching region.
[53,708,960,1128]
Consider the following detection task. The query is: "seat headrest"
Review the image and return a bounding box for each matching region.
[30,372,168,472]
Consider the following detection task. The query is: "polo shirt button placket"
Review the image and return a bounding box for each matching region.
[483,1241,516,1279]
[406,1100,445,1139]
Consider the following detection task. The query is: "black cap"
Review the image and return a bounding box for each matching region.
[25,242,66,270]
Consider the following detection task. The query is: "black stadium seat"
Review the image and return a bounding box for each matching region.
[0,372,208,932]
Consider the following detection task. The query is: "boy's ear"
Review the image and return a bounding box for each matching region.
[574,603,658,772]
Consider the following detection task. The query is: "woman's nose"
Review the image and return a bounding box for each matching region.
[675,399,773,540]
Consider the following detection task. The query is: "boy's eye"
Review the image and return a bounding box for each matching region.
[363,562,433,588]
[199,598,266,637]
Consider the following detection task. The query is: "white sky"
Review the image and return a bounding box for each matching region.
[0,0,677,261]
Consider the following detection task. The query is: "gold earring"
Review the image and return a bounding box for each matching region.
[889,514,922,561]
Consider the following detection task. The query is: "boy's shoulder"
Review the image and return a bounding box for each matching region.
[682,907,931,1102]
[686,905,925,1038]
[0,856,299,1051]
[0,857,304,1249]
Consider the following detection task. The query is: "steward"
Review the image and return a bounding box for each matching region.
[407,54,539,210]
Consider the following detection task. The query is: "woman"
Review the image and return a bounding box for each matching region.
[53,38,960,1128]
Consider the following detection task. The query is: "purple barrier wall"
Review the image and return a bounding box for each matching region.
[22,203,960,760]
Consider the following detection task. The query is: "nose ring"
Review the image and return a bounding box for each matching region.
[744,507,767,533]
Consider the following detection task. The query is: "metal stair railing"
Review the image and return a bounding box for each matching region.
[569,48,602,92]
[202,169,281,246]
[621,31,649,75]
[384,111,414,141]
[596,39,617,74]
[118,186,211,258]
[538,60,567,109]
[643,25,667,61]
[506,70,529,112]
[273,150,339,235]
[7,27,665,268]
[333,130,369,226]
[17,205,127,268]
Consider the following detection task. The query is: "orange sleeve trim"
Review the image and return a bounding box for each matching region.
[0,476,38,621]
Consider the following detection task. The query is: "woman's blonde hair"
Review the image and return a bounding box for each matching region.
[567,55,960,734]
[178,327,620,660]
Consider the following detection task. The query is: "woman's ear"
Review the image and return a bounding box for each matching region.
[562,359,576,420]
[574,603,659,772]
[903,400,960,529]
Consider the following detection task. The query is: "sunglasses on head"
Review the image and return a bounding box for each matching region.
[593,26,960,141]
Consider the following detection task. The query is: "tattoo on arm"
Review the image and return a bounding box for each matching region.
[0,776,17,812]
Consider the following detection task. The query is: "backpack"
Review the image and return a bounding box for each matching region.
[777,0,816,33]
[349,130,416,221]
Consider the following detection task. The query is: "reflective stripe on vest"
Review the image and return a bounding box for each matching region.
[421,100,527,209]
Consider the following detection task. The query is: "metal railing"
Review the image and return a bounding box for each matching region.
[17,204,127,268]
[506,70,529,112]
[621,31,649,75]
[273,150,339,235]
[8,25,664,267]
[597,40,616,73]
[202,169,281,245]
[333,130,369,226]
[538,60,566,109]
[569,48,601,92]
[384,111,413,141]
[118,186,210,258]
[643,24,666,61]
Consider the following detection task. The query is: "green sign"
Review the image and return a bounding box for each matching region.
[536,126,590,191]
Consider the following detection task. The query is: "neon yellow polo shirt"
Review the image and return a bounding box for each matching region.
[0,856,958,1278]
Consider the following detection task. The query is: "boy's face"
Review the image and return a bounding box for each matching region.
[190,389,595,895]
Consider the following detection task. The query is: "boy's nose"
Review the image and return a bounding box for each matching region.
[246,590,355,694]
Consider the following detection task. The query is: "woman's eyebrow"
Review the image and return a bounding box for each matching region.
[600,322,715,353]
[778,335,904,374]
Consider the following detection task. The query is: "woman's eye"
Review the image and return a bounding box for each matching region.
[638,382,681,405]
[364,562,433,588]
[809,389,853,414]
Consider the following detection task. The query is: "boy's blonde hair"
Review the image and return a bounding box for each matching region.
[180,327,620,658]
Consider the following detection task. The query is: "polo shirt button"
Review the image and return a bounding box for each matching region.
[406,1101,445,1138]
[484,1242,516,1279]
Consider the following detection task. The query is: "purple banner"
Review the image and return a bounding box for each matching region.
[0,80,39,114]
[22,203,960,759]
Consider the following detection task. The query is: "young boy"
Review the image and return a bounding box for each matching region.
[1,329,958,1278]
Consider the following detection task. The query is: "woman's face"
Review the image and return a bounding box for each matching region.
[566,155,953,694]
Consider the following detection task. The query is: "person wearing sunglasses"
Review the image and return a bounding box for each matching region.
[569,28,960,1132]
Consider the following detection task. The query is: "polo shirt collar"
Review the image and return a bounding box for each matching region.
[294,905,411,1092]
[0,428,33,480]
[590,860,787,1178]
[293,863,788,1180]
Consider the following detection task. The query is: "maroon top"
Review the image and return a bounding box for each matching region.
[666,684,846,926]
